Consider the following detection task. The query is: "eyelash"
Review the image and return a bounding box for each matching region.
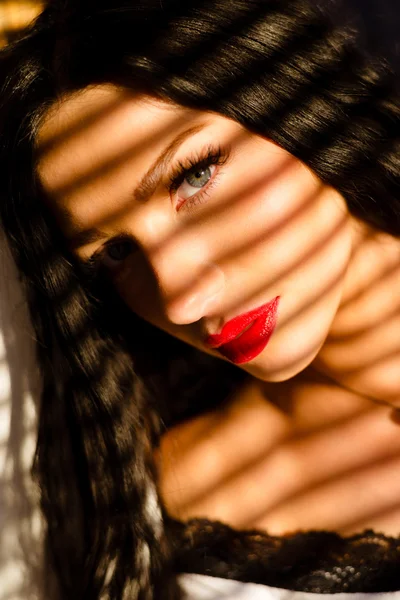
[168,145,227,211]
[79,233,134,282]
[81,145,228,279]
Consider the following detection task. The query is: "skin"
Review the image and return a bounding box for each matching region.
[38,85,400,536]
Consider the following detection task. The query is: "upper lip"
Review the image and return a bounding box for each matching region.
[205,298,278,348]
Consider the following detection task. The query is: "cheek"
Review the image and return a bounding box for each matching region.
[211,157,324,260]
[111,252,157,316]
[213,173,346,302]
[112,255,185,339]
[240,219,353,382]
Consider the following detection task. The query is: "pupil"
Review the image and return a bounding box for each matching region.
[187,166,211,188]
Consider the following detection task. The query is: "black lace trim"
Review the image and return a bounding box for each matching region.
[171,518,400,593]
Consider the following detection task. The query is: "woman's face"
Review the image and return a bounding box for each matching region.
[38,85,355,382]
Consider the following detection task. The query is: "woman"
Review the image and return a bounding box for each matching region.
[0,0,399,598]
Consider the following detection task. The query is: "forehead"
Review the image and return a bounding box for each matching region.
[37,85,195,194]
[37,85,227,239]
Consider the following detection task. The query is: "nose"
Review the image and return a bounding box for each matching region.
[132,205,225,325]
[165,261,225,324]
[147,239,226,325]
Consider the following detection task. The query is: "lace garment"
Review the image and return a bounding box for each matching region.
[172,519,400,594]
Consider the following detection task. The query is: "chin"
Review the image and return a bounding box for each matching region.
[242,337,327,383]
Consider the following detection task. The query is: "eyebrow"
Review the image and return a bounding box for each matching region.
[134,123,206,202]
[68,122,207,251]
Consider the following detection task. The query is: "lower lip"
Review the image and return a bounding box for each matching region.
[206,297,280,365]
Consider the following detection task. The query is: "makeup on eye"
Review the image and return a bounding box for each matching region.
[168,144,228,211]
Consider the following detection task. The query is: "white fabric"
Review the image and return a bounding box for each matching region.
[179,574,400,600]
[0,231,45,600]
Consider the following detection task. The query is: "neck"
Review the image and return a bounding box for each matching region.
[313,219,400,407]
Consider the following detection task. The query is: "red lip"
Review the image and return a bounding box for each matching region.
[205,297,280,365]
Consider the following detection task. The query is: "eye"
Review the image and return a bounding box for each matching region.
[168,145,227,211]
[102,239,135,269]
[177,164,216,200]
